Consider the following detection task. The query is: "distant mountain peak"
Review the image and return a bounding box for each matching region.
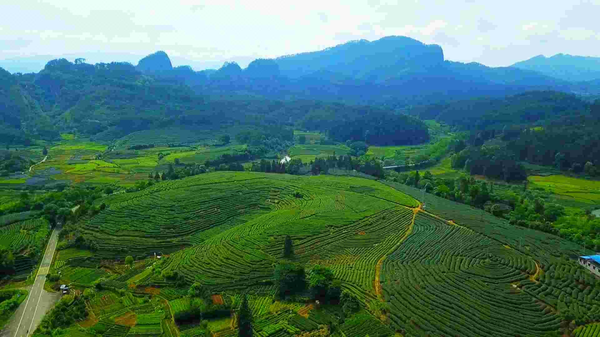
[512,53,600,82]
[137,51,173,73]
[274,35,444,80]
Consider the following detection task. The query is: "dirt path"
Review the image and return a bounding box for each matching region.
[373,194,543,301]
[374,204,420,300]
[4,228,61,337]
[530,261,541,283]
[28,156,47,173]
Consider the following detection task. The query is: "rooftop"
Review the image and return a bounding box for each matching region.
[581,255,600,264]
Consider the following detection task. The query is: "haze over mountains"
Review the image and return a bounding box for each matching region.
[512,54,600,82]
[2,35,600,148]
[127,36,600,106]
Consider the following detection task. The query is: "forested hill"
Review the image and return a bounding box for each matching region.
[407,91,591,130]
[419,90,600,181]
[512,54,600,82]
[0,60,429,147]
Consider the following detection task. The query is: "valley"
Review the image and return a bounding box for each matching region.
[1,15,600,337]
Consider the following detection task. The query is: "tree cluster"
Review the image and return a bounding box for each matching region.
[34,295,88,336]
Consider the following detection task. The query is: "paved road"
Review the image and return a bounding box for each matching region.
[28,156,47,173]
[3,229,60,337]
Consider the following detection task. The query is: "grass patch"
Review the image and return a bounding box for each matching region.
[288,144,350,163]
[57,248,94,261]
[528,175,600,204]
[60,133,77,140]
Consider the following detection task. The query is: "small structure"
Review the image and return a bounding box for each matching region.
[59,284,70,295]
[579,255,600,277]
[280,156,291,165]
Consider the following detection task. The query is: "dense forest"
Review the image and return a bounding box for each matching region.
[0,58,432,147]
[403,91,600,180]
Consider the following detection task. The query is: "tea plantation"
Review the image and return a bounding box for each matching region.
[17,172,600,337]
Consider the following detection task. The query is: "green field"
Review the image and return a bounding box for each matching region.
[74,172,417,258]
[293,131,323,144]
[529,175,600,205]
[12,169,598,336]
[367,144,426,158]
[161,144,248,164]
[288,144,350,162]
[8,138,250,187]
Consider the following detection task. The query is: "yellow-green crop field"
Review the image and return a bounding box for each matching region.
[367,144,426,158]
[528,175,600,204]
[162,145,247,164]
[288,144,350,163]
[293,130,323,144]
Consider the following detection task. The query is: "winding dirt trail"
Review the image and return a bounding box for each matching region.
[373,196,543,300]
[374,203,420,299]
[530,261,541,283]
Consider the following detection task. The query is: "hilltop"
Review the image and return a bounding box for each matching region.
[512,53,600,82]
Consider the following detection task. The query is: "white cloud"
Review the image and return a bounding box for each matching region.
[421,20,447,36]
[522,22,538,31]
[39,30,63,39]
[1,0,600,69]
[559,27,598,41]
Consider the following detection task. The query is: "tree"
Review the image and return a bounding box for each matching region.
[434,184,450,197]
[219,135,231,145]
[42,146,48,156]
[533,198,545,215]
[274,262,306,297]
[308,265,334,299]
[585,162,596,176]
[238,294,253,337]
[125,256,134,268]
[341,291,360,316]
[43,204,59,226]
[188,282,207,298]
[349,141,368,157]
[0,247,15,274]
[555,152,566,171]
[544,203,565,222]
[283,235,294,258]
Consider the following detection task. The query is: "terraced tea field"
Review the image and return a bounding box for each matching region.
[76,172,417,259]
[38,172,600,336]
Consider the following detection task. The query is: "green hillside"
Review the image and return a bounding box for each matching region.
[36,172,599,337]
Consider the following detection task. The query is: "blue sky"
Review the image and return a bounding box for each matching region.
[1,0,599,72]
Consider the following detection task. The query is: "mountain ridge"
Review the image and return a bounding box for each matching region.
[512,53,600,82]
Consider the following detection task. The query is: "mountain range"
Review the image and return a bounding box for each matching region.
[512,53,600,82]
[130,36,599,107]
[2,35,600,146]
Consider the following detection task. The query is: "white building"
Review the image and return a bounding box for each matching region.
[280,156,291,165]
[579,255,600,277]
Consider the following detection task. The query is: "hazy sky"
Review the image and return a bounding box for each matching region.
[1,0,600,72]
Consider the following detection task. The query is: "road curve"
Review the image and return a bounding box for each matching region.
[28,156,47,173]
[11,228,60,337]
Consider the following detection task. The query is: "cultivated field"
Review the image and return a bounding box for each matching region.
[2,169,596,337]
[45,171,595,336]
[528,174,600,205]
